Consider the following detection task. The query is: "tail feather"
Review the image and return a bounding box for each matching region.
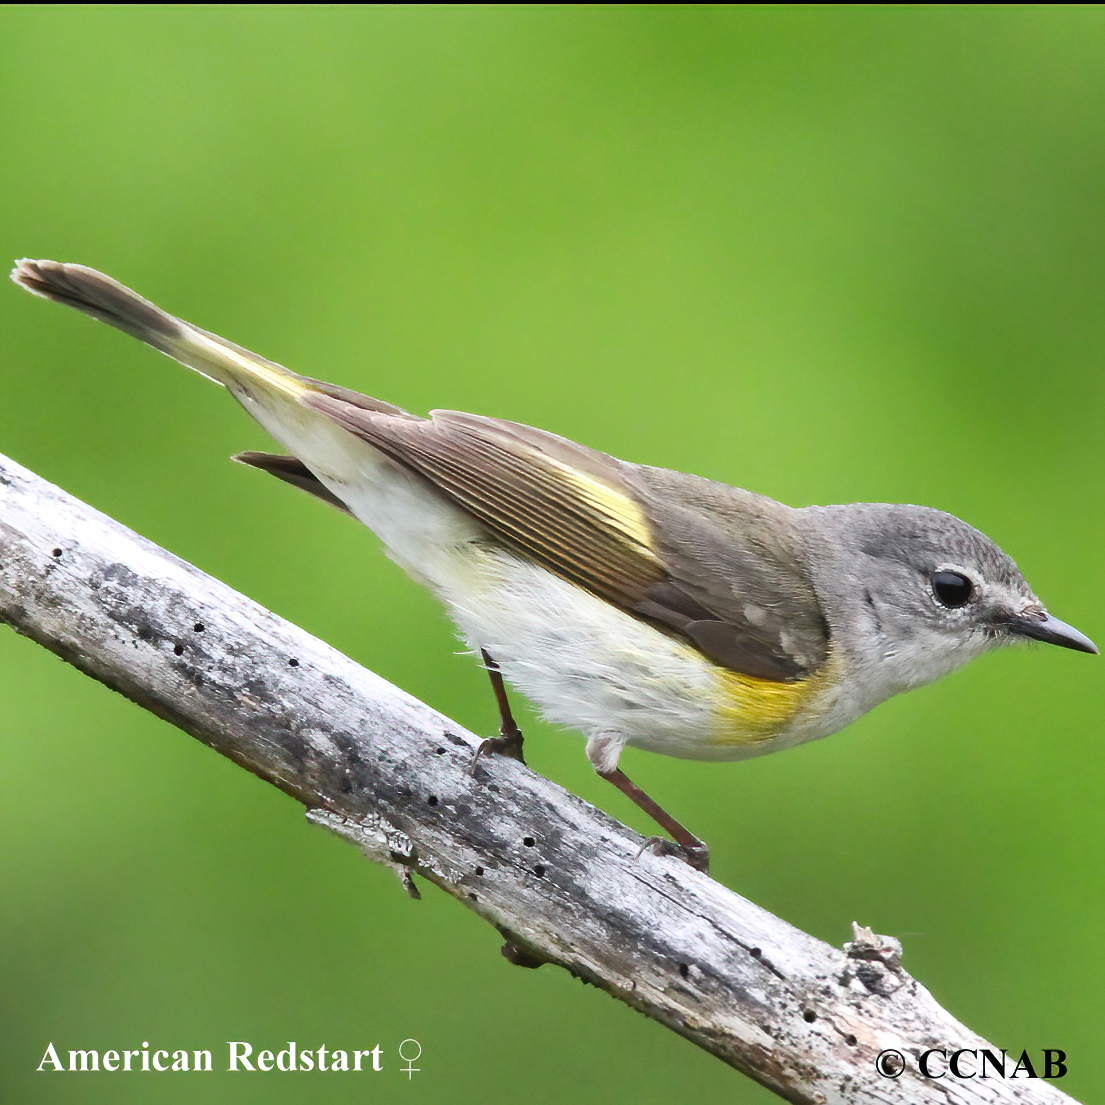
[11,259,307,396]
[11,258,433,514]
[12,259,183,354]
[234,451,353,514]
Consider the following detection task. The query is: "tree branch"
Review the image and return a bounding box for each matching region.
[0,451,1078,1105]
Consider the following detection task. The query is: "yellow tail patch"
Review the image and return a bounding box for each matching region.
[177,329,311,401]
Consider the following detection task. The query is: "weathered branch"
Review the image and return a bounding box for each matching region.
[0,451,1078,1105]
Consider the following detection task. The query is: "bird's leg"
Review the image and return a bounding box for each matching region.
[468,649,527,773]
[596,766,710,875]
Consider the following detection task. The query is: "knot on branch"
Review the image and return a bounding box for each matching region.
[842,922,906,996]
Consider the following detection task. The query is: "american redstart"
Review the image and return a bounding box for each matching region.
[12,260,1097,872]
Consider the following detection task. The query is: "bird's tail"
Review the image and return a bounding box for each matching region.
[11,259,310,401]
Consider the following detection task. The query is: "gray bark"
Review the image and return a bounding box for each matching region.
[0,451,1079,1105]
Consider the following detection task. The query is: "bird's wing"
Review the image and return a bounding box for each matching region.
[291,395,829,681]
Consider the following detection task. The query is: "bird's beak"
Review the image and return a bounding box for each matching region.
[1010,612,1098,654]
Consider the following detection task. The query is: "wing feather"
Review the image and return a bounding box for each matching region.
[298,392,829,680]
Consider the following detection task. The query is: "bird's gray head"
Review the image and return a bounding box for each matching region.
[805,503,1096,702]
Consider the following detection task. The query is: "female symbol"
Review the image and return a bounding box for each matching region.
[399,1038,422,1079]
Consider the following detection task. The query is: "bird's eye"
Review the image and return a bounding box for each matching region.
[932,570,973,608]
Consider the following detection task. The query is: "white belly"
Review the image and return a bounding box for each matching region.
[442,548,729,758]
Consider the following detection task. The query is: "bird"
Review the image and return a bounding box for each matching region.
[11,259,1097,873]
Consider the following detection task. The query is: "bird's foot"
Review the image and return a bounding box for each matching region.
[636,835,710,874]
[468,727,526,775]
[470,648,527,774]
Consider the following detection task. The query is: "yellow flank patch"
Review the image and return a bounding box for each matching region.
[547,458,660,557]
[709,663,833,745]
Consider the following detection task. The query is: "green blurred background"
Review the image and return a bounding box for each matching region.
[1,6,1103,1102]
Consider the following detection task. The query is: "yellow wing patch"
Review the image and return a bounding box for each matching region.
[545,456,659,558]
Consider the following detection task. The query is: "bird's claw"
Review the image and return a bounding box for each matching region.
[636,835,710,874]
[468,730,527,775]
